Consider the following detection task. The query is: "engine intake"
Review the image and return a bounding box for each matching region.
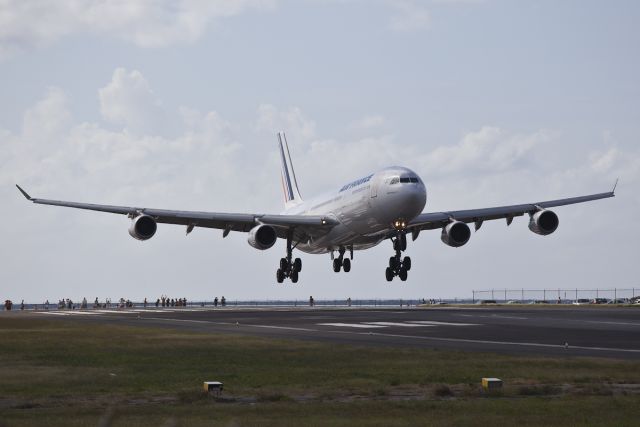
[128,215,157,241]
[529,209,559,236]
[441,221,471,247]
[248,224,277,250]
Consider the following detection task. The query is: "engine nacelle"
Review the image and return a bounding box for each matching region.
[441,221,471,247]
[128,215,157,241]
[247,224,277,250]
[528,209,559,236]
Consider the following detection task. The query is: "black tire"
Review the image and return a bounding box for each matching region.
[389,256,397,270]
[343,258,351,273]
[399,267,408,281]
[333,258,342,272]
[276,268,284,283]
[291,270,299,283]
[280,258,288,271]
[385,267,394,281]
[403,256,411,271]
[293,258,302,272]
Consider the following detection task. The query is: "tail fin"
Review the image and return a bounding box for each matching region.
[277,132,304,208]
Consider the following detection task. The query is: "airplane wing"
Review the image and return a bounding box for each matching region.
[408,188,616,233]
[15,185,338,238]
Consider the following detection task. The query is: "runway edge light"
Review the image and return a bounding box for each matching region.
[481,378,502,391]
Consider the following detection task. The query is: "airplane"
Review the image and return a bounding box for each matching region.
[16,132,616,283]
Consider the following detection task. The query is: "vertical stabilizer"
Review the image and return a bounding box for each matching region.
[277,132,303,208]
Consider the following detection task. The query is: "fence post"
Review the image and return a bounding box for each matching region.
[491,289,494,300]
[504,289,507,302]
[615,288,617,301]
[472,290,475,304]
[576,288,578,300]
[521,288,524,302]
[543,289,546,301]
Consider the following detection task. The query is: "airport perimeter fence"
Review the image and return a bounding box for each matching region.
[472,288,640,304]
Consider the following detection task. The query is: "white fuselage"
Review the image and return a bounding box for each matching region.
[284,166,427,254]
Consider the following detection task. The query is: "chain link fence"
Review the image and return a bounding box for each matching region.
[472,288,640,304]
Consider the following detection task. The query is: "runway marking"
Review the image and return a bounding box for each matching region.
[350,332,640,354]
[584,320,640,327]
[363,322,432,328]
[244,324,318,332]
[36,311,104,316]
[319,323,386,329]
[456,314,527,320]
[407,321,479,326]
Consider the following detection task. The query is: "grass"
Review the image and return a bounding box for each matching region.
[1,317,639,426]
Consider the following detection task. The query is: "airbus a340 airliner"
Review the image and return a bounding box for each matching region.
[17,132,616,283]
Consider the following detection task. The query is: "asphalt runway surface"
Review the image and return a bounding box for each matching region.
[14,305,640,359]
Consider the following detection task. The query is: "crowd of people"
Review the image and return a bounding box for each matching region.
[155,296,189,307]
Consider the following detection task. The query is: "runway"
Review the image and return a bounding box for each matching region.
[21,305,640,359]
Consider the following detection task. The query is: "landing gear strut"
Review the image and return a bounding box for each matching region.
[386,231,411,282]
[332,246,353,273]
[276,233,302,283]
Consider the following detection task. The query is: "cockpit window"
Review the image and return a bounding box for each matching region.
[399,176,420,184]
[389,177,400,185]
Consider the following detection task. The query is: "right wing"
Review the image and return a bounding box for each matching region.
[15,185,338,239]
[408,189,615,232]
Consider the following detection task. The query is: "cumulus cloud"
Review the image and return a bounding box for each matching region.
[99,68,167,134]
[0,0,275,59]
[418,126,553,176]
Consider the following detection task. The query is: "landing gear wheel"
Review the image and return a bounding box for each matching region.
[290,270,299,283]
[276,268,285,283]
[333,258,342,272]
[389,256,398,270]
[342,258,351,273]
[403,256,411,271]
[385,267,394,281]
[398,267,408,281]
[280,258,288,271]
[293,258,302,273]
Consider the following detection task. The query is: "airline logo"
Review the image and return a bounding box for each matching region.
[339,174,373,193]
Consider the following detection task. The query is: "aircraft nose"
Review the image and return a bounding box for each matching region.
[402,186,426,217]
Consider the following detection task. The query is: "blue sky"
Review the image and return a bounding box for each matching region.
[1,0,638,302]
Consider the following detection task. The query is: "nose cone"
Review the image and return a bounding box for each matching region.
[403,185,427,218]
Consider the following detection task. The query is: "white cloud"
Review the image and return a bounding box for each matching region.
[418,126,553,176]
[256,104,317,144]
[0,0,275,59]
[98,68,167,134]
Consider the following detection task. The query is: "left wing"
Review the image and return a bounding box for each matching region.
[408,189,615,233]
[15,185,337,238]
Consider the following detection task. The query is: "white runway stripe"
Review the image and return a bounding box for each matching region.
[318,323,386,328]
[363,322,431,327]
[407,321,479,326]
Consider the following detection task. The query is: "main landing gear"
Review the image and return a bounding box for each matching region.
[332,246,353,273]
[386,231,411,282]
[276,234,302,283]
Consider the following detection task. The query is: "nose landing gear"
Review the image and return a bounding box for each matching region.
[386,231,411,282]
[331,246,353,273]
[276,234,302,283]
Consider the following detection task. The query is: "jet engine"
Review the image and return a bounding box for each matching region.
[528,209,559,236]
[128,215,157,241]
[441,221,471,247]
[248,224,277,250]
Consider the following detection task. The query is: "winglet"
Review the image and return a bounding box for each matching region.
[16,184,33,201]
[612,178,619,194]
